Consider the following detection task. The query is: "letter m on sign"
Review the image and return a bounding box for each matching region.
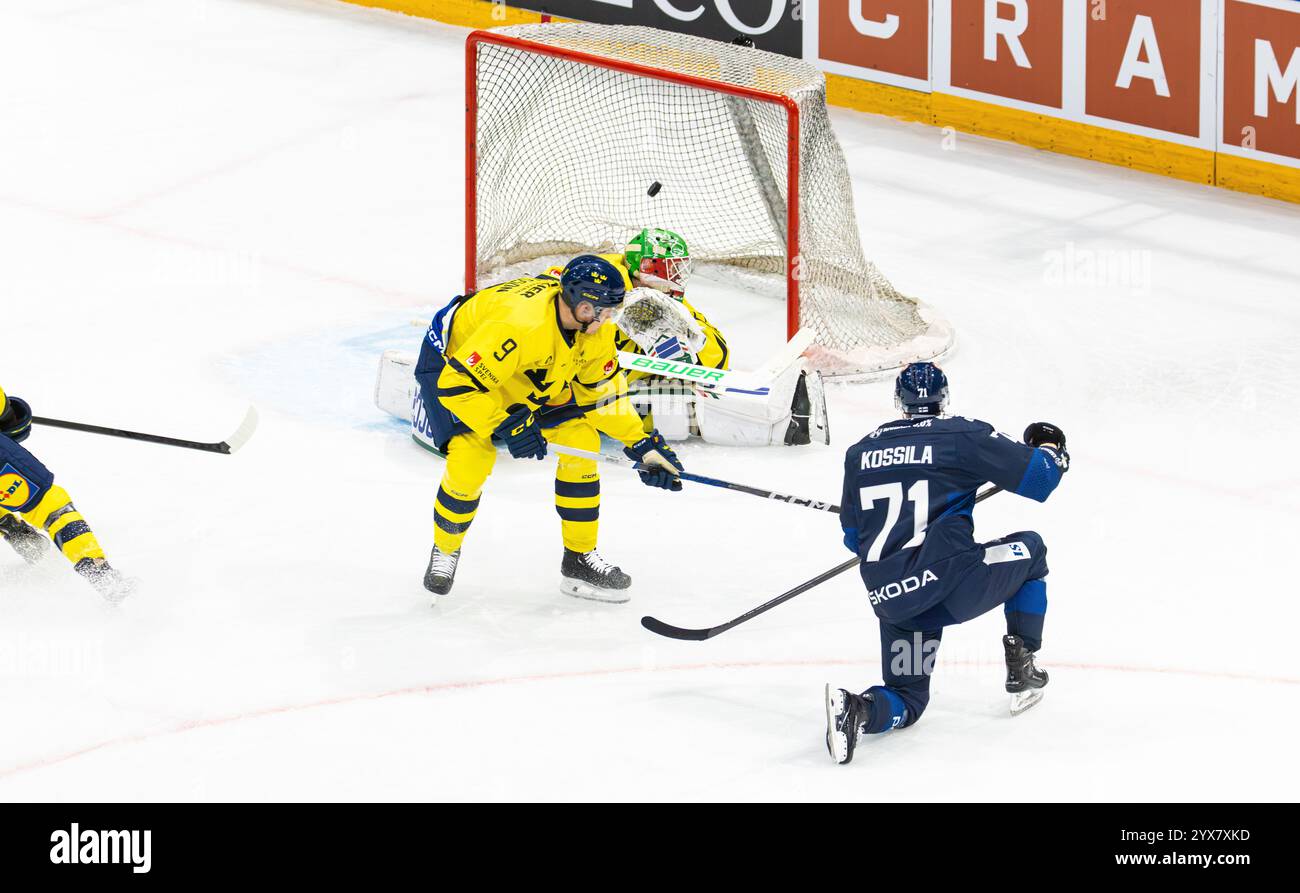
[1222,1,1300,162]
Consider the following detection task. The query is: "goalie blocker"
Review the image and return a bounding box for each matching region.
[374,334,829,450]
[612,288,828,447]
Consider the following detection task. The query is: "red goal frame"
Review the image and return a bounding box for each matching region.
[465,29,803,339]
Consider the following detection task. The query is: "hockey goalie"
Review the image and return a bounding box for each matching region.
[375,228,829,451]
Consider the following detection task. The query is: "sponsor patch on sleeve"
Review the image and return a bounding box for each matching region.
[983,541,1030,565]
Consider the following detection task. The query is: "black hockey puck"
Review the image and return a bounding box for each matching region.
[647,181,662,197]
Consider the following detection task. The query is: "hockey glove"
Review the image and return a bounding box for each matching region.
[1024,422,1069,473]
[1023,422,1066,450]
[648,335,689,361]
[624,432,683,491]
[494,406,547,461]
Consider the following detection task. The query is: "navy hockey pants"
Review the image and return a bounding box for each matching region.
[863,531,1049,733]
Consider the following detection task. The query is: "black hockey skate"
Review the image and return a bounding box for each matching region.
[825,685,874,765]
[0,513,49,564]
[74,558,135,605]
[1003,634,1049,715]
[560,549,632,604]
[423,545,460,598]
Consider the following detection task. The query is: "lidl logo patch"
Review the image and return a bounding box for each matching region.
[0,467,31,508]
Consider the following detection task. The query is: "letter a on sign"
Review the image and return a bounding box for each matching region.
[1116,15,1170,97]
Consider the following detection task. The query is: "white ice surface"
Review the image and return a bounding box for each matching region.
[1,0,1298,802]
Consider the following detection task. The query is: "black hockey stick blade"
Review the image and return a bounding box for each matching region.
[640,616,713,641]
[639,486,1005,642]
[32,406,259,455]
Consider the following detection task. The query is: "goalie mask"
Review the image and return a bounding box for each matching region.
[625,228,693,298]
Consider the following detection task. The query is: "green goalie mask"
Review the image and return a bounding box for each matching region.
[624,228,693,299]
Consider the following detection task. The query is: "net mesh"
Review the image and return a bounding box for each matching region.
[471,23,952,376]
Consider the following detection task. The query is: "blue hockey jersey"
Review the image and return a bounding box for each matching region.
[841,415,1063,622]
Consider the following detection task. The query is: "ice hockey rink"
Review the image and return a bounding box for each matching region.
[2,0,1298,801]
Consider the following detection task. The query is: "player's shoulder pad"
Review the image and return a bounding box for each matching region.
[943,415,999,435]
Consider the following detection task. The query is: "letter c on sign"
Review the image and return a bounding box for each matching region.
[850,1,900,40]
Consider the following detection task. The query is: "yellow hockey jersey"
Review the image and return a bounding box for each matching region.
[435,276,646,446]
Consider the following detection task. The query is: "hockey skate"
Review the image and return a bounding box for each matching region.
[559,549,631,604]
[423,545,460,598]
[74,558,135,605]
[0,514,50,564]
[825,684,873,765]
[1003,634,1049,715]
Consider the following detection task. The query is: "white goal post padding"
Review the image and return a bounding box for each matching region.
[467,23,953,377]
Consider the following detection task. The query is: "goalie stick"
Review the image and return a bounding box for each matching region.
[614,329,817,396]
[640,486,1004,641]
[32,407,260,455]
[547,443,840,514]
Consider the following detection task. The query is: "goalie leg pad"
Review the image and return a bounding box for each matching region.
[693,361,806,447]
[628,379,692,442]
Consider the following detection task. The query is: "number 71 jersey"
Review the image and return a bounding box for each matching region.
[840,415,1063,613]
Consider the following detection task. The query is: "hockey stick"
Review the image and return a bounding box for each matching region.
[31,407,260,455]
[617,352,767,395]
[615,330,816,397]
[640,485,1004,641]
[547,443,840,514]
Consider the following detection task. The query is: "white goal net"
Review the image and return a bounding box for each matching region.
[468,23,952,377]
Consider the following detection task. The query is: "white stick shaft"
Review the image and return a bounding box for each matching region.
[616,352,766,394]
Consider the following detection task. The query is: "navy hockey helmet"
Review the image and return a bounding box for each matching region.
[0,387,33,443]
[560,255,628,312]
[895,362,949,416]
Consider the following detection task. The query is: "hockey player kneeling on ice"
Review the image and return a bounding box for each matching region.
[412,255,684,604]
[826,364,1069,764]
[0,386,135,603]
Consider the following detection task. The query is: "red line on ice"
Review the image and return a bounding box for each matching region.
[0,657,1295,782]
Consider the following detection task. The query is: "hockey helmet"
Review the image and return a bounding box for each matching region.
[625,228,693,297]
[895,362,949,417]
[0,387,33,443]
[560,255,629,312]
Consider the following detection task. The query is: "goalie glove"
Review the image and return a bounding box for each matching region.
[624,432,683,491]
[647,335,695,363]
[616,288,705,359]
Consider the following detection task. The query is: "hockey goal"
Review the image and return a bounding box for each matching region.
[466,23,953,377]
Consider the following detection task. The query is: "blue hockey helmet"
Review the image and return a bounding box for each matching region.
[560,255,628,312]
[895,362,949,416]
[0,387,33,443]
